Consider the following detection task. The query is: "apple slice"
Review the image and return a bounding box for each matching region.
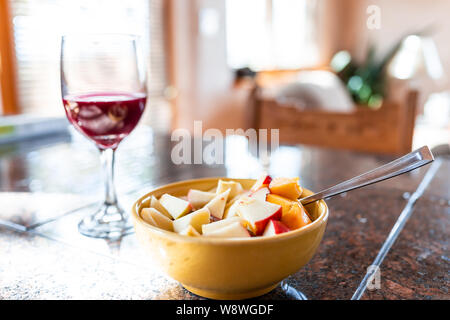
[150,195,172,219]
[140,208,157,226]
[204,221,250,238]
[237,197,282,235]
[202,216,243,235]
[223,199,240,219]
[159,194,191,219]
[262,220,290,237]
[222,192,247,219]
[250,174,272,192]
[140,208,173,231]
[173,207,210,234]
[179,225,201,237]
[269,177,303,200]
[205,189,230,219]
[216,180,244,199]
[187,189,216,209]
[249,187,270,201]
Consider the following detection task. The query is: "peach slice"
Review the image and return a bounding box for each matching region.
[268,177,303,200]
[266,194,311,230]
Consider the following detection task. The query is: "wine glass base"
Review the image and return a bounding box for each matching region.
[78,203,133,239]
[280,280,308,300]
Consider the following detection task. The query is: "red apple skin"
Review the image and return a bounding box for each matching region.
[263,220,290,236]
[271,220,290,234]
[249,187,270,201]
[251,175,273,192]
[262,175,272,185]
[187,190,194,207]
[253,206,282,235]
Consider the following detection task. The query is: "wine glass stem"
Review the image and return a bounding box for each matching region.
[100,148,118,206]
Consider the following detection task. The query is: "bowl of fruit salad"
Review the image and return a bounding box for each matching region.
[131,175,328,300]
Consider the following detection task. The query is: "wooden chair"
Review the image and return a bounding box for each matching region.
[248,86,418,155]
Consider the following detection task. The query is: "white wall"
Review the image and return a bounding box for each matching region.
[354,0,450,81]
[171,0,247,133]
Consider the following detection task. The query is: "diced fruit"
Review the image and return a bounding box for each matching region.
[250,174,272,192]
[236,197,282,235]
[159,194,191,219]
[262,220,290,237]
[222,193,248,219]
[216,180,244,199]
[205,189,230,219]
[173,207,210,234]
[266,194,311,230]
[223,200,240,219]
[225,194,241,207]
[140,208,173,231]
[150,195,172,219]
[249,187,270,201]
[179,225,201,237]
[204,221,250,238]
[140,208,157,226]
[202,216,243,235]
[269,177,302,200]
[144,175,311,239]
[187,189,216,209]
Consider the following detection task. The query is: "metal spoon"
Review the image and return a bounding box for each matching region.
[299,146,434,205]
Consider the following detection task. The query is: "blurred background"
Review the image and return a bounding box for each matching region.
[0,0,449,155]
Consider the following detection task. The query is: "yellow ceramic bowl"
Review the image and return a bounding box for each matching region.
[131,177,328,300]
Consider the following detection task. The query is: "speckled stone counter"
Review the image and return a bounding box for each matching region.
[0,128,449,300]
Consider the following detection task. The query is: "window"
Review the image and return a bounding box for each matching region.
[8,0,170,131]
[225,0,319,71]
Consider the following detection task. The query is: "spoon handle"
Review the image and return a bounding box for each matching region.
[299,146,434,205]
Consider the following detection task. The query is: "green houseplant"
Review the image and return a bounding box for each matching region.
[330,31,429,109]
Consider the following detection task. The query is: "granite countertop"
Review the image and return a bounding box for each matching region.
[0,127,448,300]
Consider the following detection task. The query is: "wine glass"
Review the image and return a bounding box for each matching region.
[60,34,147,238]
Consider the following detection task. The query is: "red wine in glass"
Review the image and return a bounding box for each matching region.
[63,92,146,149]
[61,34,147,238]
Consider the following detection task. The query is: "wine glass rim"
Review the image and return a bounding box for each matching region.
[61,33,140,41]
